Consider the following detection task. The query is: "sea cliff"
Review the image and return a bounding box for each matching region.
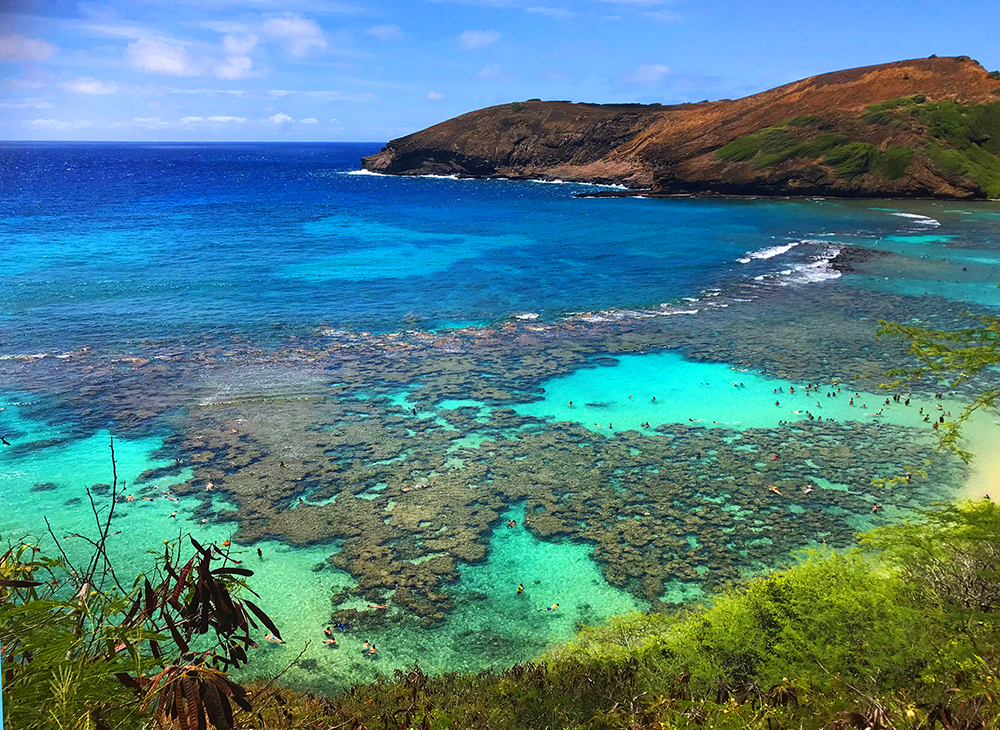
[362,56,1000,199]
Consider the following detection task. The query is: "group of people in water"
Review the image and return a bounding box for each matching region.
[316,625,378,656]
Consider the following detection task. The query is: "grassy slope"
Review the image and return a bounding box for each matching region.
[716,97,1000,197]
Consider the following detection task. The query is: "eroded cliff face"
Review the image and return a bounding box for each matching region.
[361,56,1000,199]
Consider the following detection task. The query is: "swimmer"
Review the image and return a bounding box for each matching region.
[169,511,178,518]
[324,627,333,638]
[775,401,780,407]
[362,641,370,651]
[651,397,656,402]
[803,486,814,495]
[872,503,882,514]
[568,401,573,407]
[368,645,378,655]
[768,486,782,496]
[546,603,559,612]
[323,639,337,646]
[265,633,284,644]
[257,547,263,559]
[126,495,134,502]
[517,583,524,594]
[367,604,389,610]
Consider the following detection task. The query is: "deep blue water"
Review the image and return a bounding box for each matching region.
[2,141,981,354]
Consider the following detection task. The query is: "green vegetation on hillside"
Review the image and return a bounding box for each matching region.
[716,118,914,180]
[717,97,1000,195]
[866,95,1000,197]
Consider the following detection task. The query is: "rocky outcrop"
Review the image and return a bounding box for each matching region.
[362,56,1000,199]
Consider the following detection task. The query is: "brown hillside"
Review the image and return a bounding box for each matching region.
[362,56,1000,199]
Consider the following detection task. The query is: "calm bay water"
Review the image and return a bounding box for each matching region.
[3,142,1000,692]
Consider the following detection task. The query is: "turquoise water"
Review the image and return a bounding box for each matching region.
[3,144,1000,693]
[514,351,967,434]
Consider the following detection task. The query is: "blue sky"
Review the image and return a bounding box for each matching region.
[1,0,998,142]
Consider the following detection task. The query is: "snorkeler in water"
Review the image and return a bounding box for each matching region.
[517,583,524,594]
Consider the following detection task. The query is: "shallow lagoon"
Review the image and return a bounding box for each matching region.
[3,144,1000,692]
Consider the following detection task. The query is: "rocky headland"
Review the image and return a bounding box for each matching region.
[362,56,1000,199]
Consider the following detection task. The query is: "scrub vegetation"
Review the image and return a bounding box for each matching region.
[717,97,1000,194]
[716,120,915,181]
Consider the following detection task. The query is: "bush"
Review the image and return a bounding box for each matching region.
[823,142,878,178]
[873,145,914,179]
[716,127,796,162]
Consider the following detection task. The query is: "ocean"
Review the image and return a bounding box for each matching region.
[2,142,1000,692]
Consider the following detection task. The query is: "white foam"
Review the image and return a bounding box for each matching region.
[737,240,802,264]
[0,353,50,360]
[891,212,941,226]
[344,170,472,181]
[513,312,540,320]
[781,259,842,286]
[526,178,629,190]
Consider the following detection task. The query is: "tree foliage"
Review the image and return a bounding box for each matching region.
[878,314,1000,460]
[1,439,280,730]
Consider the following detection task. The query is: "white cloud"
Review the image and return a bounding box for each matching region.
[367,24,403,42]
[61,77,118,95]
[261,14,327,56]
[476,61,503,80]
[181,115,247,124]
[5,69,48,91]
[426,90,445,101]
[167,87,245,96]
[301,117,319,124]
[459,30,500,50]
[526,6,575,18]
[0,34,56,62]
[127,38,199,76]
[266,89,374,101]
[217,54,254,79]
[268,112,295,124]
[223,34,259,56]
[622,62,669,85]
[644,9,679,21]
[0,100,53,109]
[117,116,173,130]
[202,21,251,34]
[27,118,92,130]
[329,117,339,124]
